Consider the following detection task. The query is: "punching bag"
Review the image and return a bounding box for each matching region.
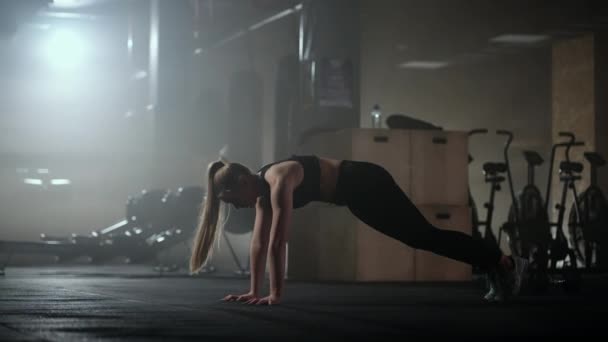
[286,0,360,155]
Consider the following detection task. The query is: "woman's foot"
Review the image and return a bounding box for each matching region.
[484,255,529,302]
[484,269,505,302]
[508,255,529,296]
[484,271,500,301]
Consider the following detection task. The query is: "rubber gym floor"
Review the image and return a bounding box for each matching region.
[1,266,607,340]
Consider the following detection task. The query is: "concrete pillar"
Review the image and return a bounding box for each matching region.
[551,32,608,228]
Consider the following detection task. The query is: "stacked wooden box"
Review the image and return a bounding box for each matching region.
[287,128,471,282]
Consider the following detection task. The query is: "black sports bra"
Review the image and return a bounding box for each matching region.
[257,155,322,209]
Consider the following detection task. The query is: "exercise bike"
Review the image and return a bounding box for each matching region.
[568,152,608,270]
[543,132,584,292]
[495,130,547,266]
[468,129,506,274]
[499,131,582,293]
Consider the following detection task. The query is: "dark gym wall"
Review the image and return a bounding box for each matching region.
[595,31,608,194]
[360,0,553,252]
[2,0,605,272]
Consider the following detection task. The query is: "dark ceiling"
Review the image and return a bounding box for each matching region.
[392,0,608,62]
[1,0,607,63]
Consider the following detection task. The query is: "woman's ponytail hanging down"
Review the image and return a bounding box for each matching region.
[190,161,226,274]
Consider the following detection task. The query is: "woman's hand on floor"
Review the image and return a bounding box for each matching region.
[221,291,257,303]
[246,294,280,306]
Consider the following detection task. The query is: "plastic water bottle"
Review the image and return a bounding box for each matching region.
[371,104,382,128]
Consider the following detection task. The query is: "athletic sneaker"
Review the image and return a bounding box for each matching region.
[484,269,505,302]
[484,255,529,302]
[508,255,529,296]
[483,272,497,301]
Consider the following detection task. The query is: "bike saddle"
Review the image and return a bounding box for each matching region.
[560,161,584,174]
[523,150,544,166]
[584,152,606,167]
[483,162,507,174]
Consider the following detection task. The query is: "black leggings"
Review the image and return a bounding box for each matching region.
[333,160,502,271]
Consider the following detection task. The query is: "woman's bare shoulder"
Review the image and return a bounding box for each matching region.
[264,161,303,187]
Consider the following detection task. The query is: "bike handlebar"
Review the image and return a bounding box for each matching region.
[468,129,488,136]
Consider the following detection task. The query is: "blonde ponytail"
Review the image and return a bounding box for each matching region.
[190,161,226,274]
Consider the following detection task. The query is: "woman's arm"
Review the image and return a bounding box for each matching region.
[249,198,272,295]
[229,183,291,305]
[267,179,293,301]
[222,198,272,303]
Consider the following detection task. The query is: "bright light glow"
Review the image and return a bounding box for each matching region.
[490,34,549,44]
[24,178,43,185]
[249,8,295,31]
[27,23,51,30]
[156,236,165,243]
[398,61,449,69]
[51,179,71,185]
[51,0,81,8]
[132,70,147,80]
[41,12,97,20]
[45,29,87,69]
[220,30,246,46]
[100,219,128,234]
[37,168,49,174]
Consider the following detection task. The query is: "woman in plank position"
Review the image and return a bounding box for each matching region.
[190,155,528,305]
